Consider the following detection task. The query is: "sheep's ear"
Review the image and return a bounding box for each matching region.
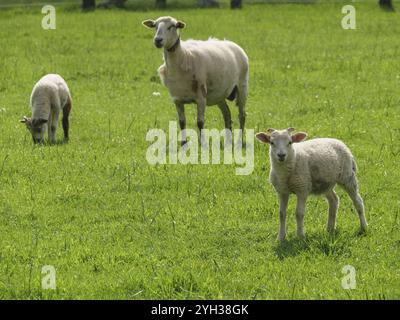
[142,19,156,29]
[20,116,30,124]
[287,127,295,133]
[175,21,186,29]
[255,132,271,144]
[291,132,307,143]
[267,128,276,133]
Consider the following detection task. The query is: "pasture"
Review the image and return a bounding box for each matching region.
[0,0,399,299]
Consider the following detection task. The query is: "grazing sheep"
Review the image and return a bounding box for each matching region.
[20,74,72,144]
[142,16,249,143]
[256,128,368,241]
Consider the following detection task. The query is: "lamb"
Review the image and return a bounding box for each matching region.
[20,74,72,144]
[255,128,368,241]
[142,16,249,143]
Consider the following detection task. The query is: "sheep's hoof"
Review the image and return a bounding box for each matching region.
[327,226,336,233]
[297,232,306,239]
[358,227,368,236]
[277,234,286,242]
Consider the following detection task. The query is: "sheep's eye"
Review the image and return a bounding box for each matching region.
[167,25,175,30]
[270,142,274,146]
[288,141,292,145]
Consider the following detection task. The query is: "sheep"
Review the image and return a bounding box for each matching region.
[255,128,368,241]
[20,74,72,144]
[142,16,249,144]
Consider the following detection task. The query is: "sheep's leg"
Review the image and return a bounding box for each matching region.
[295,194,307,239]
[196,97,206,146]
[62,96,72,141]
[341,177,368,232]
[47,112,53,144]
[49,108,60,144]
[277,193,289,241]
[217,101,232,131]
[217,101,232,144]
[325,189,339,232]
[236,83,247,141]
[175,102,186,146]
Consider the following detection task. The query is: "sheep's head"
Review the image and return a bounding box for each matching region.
[256,128,307,163]
[20,116,48,144]
[142,16,185,50]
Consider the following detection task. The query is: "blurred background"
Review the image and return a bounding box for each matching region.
[0,0,397,11]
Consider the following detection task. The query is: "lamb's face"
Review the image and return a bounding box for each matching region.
[20,116,48,144]
[142,16,185,50]
[268,131,294,163]
[255,128,308,163]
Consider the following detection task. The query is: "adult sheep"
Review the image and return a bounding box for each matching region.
[142,16,249,144]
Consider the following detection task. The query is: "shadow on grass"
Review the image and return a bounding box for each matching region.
[32,139,69,147]
[54,138,69,146]
[273,229,366,260]
[273,237,312,260]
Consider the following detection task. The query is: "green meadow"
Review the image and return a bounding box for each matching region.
[0,1,399,299]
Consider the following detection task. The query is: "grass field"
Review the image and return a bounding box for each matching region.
[0,1,399,299]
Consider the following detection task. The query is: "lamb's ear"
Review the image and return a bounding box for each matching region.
[267,128,276,134]
[287,127,295,133]
[175,21,186,29]
[291,132,307,143]
[142,19,156,29]
[20,116,30,124]
[255,132,271,144]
